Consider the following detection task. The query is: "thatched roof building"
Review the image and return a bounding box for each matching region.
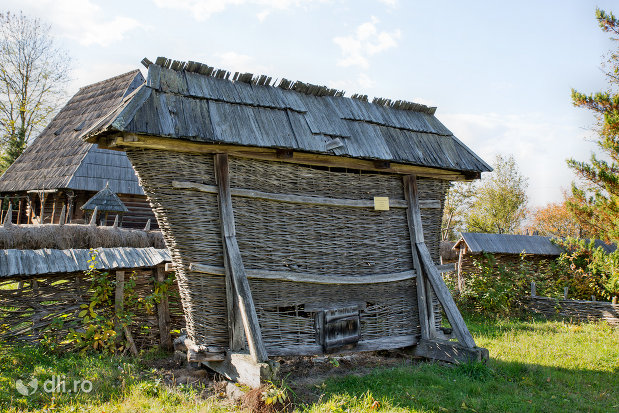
[0,71,157,228]
[86,57,491,386]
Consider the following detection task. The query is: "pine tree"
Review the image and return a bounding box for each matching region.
[568,8,619,242]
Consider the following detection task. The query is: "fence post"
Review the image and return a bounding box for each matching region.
[613,296,618,305]
[115,270,125,339]
[591,295,596,302]
[531,282,536,297]
[563,287,568,300]
[155,265,173,350]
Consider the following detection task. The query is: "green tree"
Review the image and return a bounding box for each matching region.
[465,154,528,234]
[0,11,71,171]
[568,8,619,242]
[441,181,475,240]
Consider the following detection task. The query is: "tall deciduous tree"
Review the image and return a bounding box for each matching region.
[0,11,71,171]
[441,181,475,240]
[530,200,588,238]
[465,154,528,234]
[568,8,619,242]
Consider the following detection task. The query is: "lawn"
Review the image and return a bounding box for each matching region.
[1,316,618,412]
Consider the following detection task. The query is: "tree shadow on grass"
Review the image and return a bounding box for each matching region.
[315,358,619,413]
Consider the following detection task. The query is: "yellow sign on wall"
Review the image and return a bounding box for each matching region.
[374,197,390,211]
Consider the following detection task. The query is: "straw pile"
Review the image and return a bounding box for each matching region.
[0,224,164,250]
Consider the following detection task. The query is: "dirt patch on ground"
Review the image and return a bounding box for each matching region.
[146,349,421,408]
[276,350,418,403]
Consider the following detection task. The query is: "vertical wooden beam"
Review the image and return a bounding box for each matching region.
[457,247,465,294]
[66,191,75,224]
[403,175,430,340]
[115,271,125,320]
[214,153,268,363]
[155,265,173,350]
[27,195,32,224]
[405,175,476,349]
[17,199,22,224]
[51,194,57,224]
[38,191,46,224]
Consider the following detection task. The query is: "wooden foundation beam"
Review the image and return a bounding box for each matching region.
[411,339,489,364]
[204,353,279,389]
[214,153,268,363]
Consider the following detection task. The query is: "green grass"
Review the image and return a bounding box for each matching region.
[1,316,618,412]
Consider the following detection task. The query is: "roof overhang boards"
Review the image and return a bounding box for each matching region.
[99,133,478,181]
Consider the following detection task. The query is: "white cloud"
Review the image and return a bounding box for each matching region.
[6,0,146,47]
[333,16,401,69]
[152,0,328,21]
[440,112,598,207]
[378,0,398,6]
[211,52,273,74]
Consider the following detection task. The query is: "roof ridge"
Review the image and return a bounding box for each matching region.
[78,69,141,92]
[147,56,437,115]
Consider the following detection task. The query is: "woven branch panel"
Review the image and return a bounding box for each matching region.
[126,149,448,351]
[0,270,184,349]
[250,278,419,354]
[126,149,229,347]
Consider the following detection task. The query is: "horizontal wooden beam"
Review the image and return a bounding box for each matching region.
[267,334,418,356]
[411,339,489,364]
[189,263,417,284]
[102,134,469,181]
[172,180,441,209]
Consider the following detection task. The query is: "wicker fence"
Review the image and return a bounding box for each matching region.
[0,264,185,350]
[523,283,619,326]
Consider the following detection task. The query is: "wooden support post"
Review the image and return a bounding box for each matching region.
[613,296,618,305]
[214,153,268,363]
[66,191,74,224]
[457,247,465,293]
[38,191,46,224]
[591,295,596,302]
[403,175,430,340]
[405,174,477,349]
[531,282,536,297]
[51,194,57,224]
[115,270,125,320]
[564,287,568,300]
[17,199,22,224]
[155,265,173,350]
[27,195,32,224]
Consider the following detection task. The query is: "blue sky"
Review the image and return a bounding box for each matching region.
[5,0,618,207]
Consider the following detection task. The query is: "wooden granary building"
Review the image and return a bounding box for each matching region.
[86,57,492,385]
[0,71,157,229]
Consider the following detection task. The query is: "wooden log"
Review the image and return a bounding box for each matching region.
[215,154,268,363]
[403,175,430,340]
[122,323,139,356]
[115,270,125,339]
[172,180,441,209]
[189,263,417,284]
[17,199,22,224]
[412,339,489,364]
[531,282,536,297]
[564,287,569,300]
[613,296,618,305]
[416,245,477,349]
[101,134,469,181]
[457,247,465,293]
[155,265,173,350]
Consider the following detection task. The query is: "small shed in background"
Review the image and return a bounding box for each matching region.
[450,233,564,292]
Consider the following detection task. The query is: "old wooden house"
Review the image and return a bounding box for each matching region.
[0,71,157,229]
[86,57,491,385]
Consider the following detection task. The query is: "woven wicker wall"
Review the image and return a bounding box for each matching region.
[127,149,228,347]
[127,149,449,352]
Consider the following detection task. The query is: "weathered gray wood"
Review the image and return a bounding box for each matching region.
[411,339,489,364]
[564,287,569,300]
[204,352,279,389]
[122,323,139,356]
[531,282,536,297]
[155,265,173,350]
[457,246,465,293]
[403,175,430,340]
[416,244,477,348]
[187,348,225,362]
[189,262,416,284]
[172,180,441,209]
[267,334,418,356]
[214,154,268,363]
[114,270,125,340]
[436,263,455,273]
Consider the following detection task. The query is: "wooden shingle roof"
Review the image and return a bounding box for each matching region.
[0,70,146,195]
[454,233,564,256]
[81,183,129,213]
[86,58,491,175]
